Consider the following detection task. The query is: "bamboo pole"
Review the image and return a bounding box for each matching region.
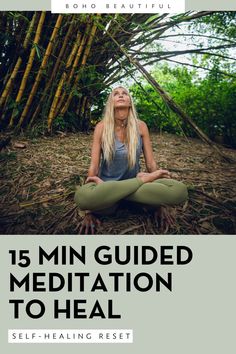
[14,12,46,103]
[47,30,83,131]
[52,15,76,78]
[17,14,63,129]
[8,12,46,127]
[55,16,100,126]
[28,15,75,127]
[68,21,92,82]
[50,19,92,123]
[0,12,38,112]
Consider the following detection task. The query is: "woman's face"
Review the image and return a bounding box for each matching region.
[112,87,131,109]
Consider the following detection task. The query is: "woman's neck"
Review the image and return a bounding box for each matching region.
[114,108,129,128]
[115,118,128,128]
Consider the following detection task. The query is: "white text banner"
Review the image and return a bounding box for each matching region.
[51,0,186,13]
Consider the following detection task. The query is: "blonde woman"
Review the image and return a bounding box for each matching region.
[75,86,188,234]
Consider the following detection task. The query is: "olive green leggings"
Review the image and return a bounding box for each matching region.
[74,178,188,212]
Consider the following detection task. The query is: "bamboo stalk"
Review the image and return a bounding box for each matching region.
[8,12,46,128]
[28,15,75,127]
[50,19,92,123]
[47,29,82,131]
[58,16,100,121]
[17,14,63,129]
[0,12,38,112]
[51,15,76,79]
[68,21,92,82]
[15,12,46,103]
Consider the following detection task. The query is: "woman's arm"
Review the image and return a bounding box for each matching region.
[87,121,103,177]
[139,120,157,172]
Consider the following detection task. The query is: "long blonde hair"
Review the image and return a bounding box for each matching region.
[102,86,139,168]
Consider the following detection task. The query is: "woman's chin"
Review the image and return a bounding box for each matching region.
[115,103,129,108]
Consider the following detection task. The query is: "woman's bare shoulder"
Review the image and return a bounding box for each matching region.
[137,119,148,135]
[94,121,104,136]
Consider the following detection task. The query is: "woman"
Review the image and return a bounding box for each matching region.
[75,86,188,234]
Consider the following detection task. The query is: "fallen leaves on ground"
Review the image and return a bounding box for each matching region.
[0,132,235,235]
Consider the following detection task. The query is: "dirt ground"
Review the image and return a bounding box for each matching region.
[0,132,235,235]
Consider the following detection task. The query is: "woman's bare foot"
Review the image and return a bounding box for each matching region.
[137,169,170,183]
[154,206,176,233]
[78,212,101,234]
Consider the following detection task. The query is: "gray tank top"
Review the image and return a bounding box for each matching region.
[99,135,142,181]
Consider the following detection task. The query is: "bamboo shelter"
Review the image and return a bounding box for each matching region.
[0,11,235,155]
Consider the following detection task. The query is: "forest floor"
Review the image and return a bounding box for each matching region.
[0,131,236,235]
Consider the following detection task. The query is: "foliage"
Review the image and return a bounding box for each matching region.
[130,64,236,147]
[192,12,236,38]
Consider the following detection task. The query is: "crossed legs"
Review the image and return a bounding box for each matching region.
[74,177,188,212]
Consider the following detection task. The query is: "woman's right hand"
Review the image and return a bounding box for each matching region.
[79,212,101,235]
[156,169,170,179]
[85,176,104,184]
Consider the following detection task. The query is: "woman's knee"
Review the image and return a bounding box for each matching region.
[154,179,188,205]
[74,187,86,210]
[172,181,188,204]
[74,183,96,210]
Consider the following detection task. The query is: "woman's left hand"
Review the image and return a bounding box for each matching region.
[85,176,104,184]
